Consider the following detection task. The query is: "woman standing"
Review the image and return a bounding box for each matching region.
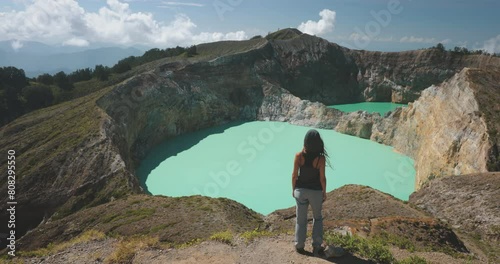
[291,129,330,256]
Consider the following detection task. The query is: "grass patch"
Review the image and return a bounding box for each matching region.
[105,235,160,264]
[103,208,156,224]
[397,256,427,264]
[149,221,179,234]
[325,232,395,264]
[18,230,106,257]
[240,228,273,242]
[175,238,203,249]
[210,230,233,245]
[373,231,416,252]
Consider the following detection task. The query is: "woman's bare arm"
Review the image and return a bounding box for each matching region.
[291,153,301,197]
[319,156,327,201]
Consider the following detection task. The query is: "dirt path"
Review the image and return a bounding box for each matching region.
[21,233,482,264]
[134,234,369,264]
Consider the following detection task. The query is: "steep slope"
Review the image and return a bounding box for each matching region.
[0,88,140,241]
[17,195,263,251]
[410,172,500,241]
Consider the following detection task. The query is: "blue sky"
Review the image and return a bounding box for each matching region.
[0,0,499,52]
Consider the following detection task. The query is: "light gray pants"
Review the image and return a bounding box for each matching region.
[293,188,323,249]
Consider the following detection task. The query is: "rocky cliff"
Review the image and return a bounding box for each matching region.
[0,29,499,244]
[335,68,499,189]
[348,49,500,103]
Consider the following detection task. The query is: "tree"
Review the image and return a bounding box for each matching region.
[112,58,132,74]
[37,73,54,85]
[0,67,28,123]
[186,45,197,57]
[250,35,263,40]
[93,65,110,81]
[68,68,93,83]
[22,85,54,111]
[54,71,73,91]
[452,46,471,55]
[0,66,28,90]
[435,43,445,52]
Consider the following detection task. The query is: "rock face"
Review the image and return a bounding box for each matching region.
[375,68,494,188]
[410,172,500,241]
[348,49,500,103]
[336,68,499,189]
[0,90,140,242]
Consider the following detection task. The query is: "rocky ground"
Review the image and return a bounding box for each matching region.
[4,181,498,263]
[410,172,500,263]
[17,234,478,264]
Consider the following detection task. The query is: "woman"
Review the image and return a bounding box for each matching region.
[291,129,330,256]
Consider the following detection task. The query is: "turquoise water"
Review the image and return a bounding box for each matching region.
[137,121,415,215]
[329,102,407,116]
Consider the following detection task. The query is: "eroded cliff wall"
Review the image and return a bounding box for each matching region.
[336,68,498,189]
[348,49,500,103]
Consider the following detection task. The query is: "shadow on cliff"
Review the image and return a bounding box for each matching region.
[136,121,246,194]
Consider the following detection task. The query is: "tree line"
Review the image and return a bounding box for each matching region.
[0,45,196,126]
[432,43,499,56]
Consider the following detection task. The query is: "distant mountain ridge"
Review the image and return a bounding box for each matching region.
[0,40,143,77]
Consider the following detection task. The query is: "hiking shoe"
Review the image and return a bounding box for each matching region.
[313,246,324,257]
[295,247,306,254]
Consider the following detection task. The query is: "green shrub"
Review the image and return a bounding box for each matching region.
[397,255,427,264]
[325,232,395,264]
[210,230,233,244]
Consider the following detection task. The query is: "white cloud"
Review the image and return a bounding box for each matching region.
[375,36,394,42]
[441,39,451,44]
[346,33,394,43]
[349,33,369,42]
[482,35,500,54]
[456,41,468,48]
[298,9,336,36]
[192,31,247,43]
[11,39,23,51]
[63,37,89,47]
[0,0,245,47]
[400,36,450,44]
[161,1,204,7]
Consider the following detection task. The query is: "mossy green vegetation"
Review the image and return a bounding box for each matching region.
[103,208,156,224]
[265,28,302,40]
[195,37,267,59]
[17,230,106,258]
[397,256,427,264]
[210,230,234,245]
[106,235,160,264]
[373,231,416,252]
[325,232,396,264]
[240,228,273,242]
[0,86,110,182]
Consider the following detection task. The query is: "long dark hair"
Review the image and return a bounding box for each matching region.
[302,129,331,168]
